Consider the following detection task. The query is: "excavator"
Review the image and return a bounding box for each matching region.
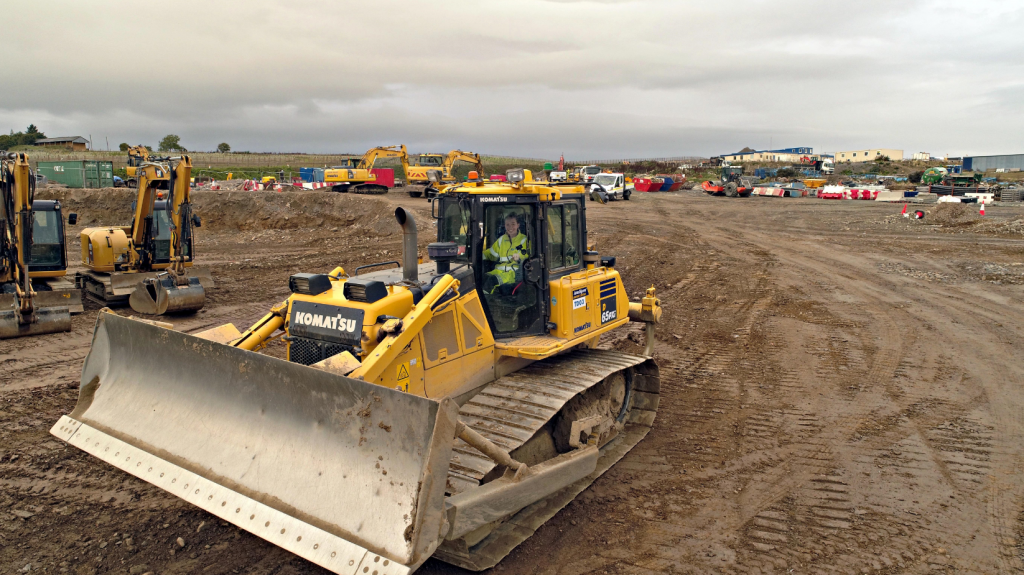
[75,155,213,315]
[406,149,484,198]
[325,145,409,194]
[0,152,82,338]
[52,169,663,574]
[124,145,149,186]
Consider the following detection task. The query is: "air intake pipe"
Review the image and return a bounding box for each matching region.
[394,207,418,283]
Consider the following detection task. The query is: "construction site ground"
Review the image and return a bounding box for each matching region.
[4,187,1024,575]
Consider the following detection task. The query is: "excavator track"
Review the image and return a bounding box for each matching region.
[351,184,390,195]
[434,349,660,570]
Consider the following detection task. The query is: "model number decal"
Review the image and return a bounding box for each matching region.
[572,297,586,309]
[600,295,617,324]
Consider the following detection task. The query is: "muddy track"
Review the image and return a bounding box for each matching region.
[3,191,1024,574]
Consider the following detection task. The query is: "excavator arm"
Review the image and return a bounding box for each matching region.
[167,156,194,273]
[442,150,483,178]
[358,145,409,177]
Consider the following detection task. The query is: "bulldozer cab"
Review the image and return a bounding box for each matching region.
[27,201,68,274]
[436,190,586,337]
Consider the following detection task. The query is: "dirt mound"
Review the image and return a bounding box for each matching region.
[36,188,399,235]
[975,216,1024,236]
[927,203,980,226]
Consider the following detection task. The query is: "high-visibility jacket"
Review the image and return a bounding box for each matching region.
[484,232,530,285]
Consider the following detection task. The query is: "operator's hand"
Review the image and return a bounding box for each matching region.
[511,252,521,262]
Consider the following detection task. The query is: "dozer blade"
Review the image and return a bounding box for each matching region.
[128,274,206,315]
[0,293,72,339]
[51,313,460,573]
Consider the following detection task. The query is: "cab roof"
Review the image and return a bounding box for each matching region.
[437,176,586,202]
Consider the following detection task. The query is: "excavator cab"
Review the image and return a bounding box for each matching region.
[27,201,69,274]
[417,154,445,168]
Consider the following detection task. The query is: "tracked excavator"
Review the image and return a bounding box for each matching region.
[406,149,484,198]
[325,145,409,194]
[124,145,150,186]
[0,152,82,338]
[75,155,213,315]
[51,169,662,574]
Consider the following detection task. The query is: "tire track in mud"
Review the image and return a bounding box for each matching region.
[662,223,971,574]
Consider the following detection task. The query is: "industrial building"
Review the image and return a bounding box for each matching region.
[718,147,826,163]
[34,136,90,151]
[962,154,1024,172]
[836,148,904,162]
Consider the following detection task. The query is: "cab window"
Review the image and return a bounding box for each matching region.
[547,202,580,273]
[438,200,472,262]
[480,205,540,335]
[29,210,62,267]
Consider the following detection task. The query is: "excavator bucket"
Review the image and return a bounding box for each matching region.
[0,292,72,339]
[51,313,460,573]
[128,273,206,314]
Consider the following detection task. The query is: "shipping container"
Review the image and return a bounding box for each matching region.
[37,160,114,188]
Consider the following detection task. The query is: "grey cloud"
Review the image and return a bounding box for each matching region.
[0,0,1021,157]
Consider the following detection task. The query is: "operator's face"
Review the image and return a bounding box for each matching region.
[505,217,519,237]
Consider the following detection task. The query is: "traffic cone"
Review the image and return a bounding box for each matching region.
[980,202,985,216]
[901,203,908,218]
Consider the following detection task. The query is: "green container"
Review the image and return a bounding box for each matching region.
[37,160,114,188]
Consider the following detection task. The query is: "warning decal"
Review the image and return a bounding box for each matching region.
[397,363,410,383]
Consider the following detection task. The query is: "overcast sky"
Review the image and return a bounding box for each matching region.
[2,0,1021,159]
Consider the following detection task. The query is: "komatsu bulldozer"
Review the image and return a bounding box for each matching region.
[406,149,484,198]
[52,169,662,574]
[0,152,82,338]
[325,145,409,194]
[75,155,213,314]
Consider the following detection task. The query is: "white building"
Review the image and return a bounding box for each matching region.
[835,149,904,163]
[912,152,931,161]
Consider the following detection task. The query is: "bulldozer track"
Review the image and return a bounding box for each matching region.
[436,349,660,570]
[446,349,658,494]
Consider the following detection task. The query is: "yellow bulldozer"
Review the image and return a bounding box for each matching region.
[0,152,82,338]
[52,169,662,573]
[75,155,213,314]
[325,145,409,194]
[405,149,484,198]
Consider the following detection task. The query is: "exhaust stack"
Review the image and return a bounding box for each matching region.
[394,207,418,283]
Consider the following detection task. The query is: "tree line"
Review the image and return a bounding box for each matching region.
[119,135,231,154]
[0,125,46,150]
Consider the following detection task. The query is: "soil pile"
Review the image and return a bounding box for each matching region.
[927,203,980,226]
[36,188,399,235]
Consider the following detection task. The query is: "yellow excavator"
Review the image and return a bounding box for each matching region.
[406,149,484,198]
[325,145,409,194]
[0,152,82,338]
[124,145,149,186]
[51,169,662,573]
[75,155,213,314]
